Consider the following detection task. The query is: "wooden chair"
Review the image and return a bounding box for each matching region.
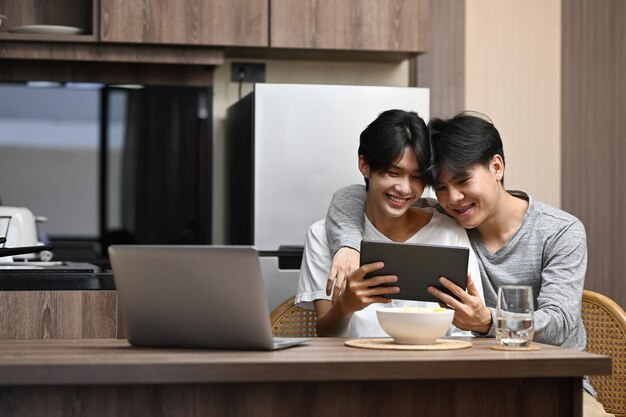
[581,289,626,417]
[270,296,318,337]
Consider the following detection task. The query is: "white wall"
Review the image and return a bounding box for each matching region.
[465,0,561,207]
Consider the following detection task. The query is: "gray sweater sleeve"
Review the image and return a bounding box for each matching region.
[325,184,367,255]
[532,221,587,346]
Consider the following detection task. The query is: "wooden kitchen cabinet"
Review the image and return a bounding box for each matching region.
[100,0,268,47]
[0,0,98,42]
[0,291,118,339]
[270,0,428,52]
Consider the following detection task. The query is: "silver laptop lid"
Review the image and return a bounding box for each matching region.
[109,245,276,350]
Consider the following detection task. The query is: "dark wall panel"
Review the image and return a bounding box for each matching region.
[413,0,465,118]
[562,0,626,307]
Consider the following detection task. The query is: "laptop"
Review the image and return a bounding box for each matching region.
[109,245,310,350]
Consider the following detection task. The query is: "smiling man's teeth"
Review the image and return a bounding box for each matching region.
[388,195,409,203]
[454,205,472,213]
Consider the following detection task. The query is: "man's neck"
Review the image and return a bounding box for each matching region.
[365,201,431,242]
[475,191,529,253]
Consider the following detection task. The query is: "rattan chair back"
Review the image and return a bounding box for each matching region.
[582,289,626,417]
[270,296,318,337]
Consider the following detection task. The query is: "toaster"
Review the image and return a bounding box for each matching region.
[0,206,52,261]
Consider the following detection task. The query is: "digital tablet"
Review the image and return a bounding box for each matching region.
[360,240,469,303]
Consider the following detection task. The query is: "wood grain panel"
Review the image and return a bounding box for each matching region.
[413,0,465,118]
[116,297,126,340]
[562,0,626,308]
[0,338,609,385]
[0,42,223,65]
[82,292,117,338]
[0,291,117,339]
[270,0,428,52]
[100,0,268,47]
[0,60,214,86]
[0,378,579,417]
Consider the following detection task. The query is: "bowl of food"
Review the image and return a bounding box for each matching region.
[376,306,454,345]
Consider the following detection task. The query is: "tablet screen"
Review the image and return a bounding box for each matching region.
[360,240,469,303]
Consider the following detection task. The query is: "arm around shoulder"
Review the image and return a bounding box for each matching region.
[325,184,367,255]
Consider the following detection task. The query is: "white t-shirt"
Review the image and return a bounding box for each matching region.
[296,208,483,338]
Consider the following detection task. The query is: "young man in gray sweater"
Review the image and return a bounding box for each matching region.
[324,113,611,416]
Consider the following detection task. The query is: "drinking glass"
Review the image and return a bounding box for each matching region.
[496,285,535,348]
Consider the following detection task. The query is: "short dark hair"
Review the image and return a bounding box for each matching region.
[358,109,432,188]
[428,112,505,183]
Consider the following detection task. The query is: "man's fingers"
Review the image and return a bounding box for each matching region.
[362,273,397,287]
[369,296,394,304]
[331,278,345,303]
[364,285,400,297]
[325,282,334,296]
[427,285,462,310]
[438,276,470,302]
[355,261,385,277]
[466,273,480,296]
[330,262,384,304]
[326,263,341,296]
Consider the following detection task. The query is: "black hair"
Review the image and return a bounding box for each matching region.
[428,111,505,184]
[358,109,432,189]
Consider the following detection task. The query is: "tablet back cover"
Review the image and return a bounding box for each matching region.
[360,240,469,303]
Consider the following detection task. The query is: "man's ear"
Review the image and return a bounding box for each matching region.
[491,155,505,181]
[358,155,370,178]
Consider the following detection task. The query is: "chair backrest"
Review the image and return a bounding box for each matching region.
[581,289,626,417]
[270,296,318,338]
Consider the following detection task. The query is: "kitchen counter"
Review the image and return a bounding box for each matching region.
[0,262,114,290]
[0,264,119,339]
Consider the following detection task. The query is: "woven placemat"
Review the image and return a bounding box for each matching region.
[490,344,541,351]
[344,338,472,351]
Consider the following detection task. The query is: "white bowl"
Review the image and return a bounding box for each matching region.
[376,307,454,345]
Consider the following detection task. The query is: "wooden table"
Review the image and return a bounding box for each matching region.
[0,338,610,417]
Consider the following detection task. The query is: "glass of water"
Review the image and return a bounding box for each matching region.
[496,285,535,348]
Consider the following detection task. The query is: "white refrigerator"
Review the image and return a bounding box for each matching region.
[227,83,430,310]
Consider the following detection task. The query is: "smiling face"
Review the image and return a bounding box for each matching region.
[360,146,425,220]
[434,155,505,229]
